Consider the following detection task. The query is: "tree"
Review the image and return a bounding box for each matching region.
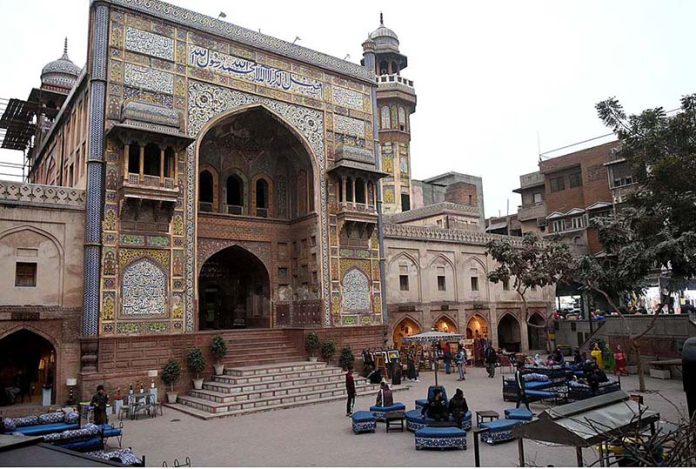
[487,232,574,350]
[585,95,696,390]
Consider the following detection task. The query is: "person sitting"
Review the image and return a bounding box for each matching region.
[367,368,383,384]
[421,389,448,422]
[545,355,556,367]
[533,353,545,367]
[375,381,394,407]
[553,347,565,365]
[448,388,469,429]
[573,349,583,366]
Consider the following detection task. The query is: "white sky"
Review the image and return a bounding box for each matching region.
[1,0,694,217]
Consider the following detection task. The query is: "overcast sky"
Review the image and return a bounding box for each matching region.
[1,0,694,217]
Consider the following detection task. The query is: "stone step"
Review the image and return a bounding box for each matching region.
[222,342,296,352]
[210,366,344,387]
[224,361,327,377]
[221,356,307,368]
[220,349,304,362]
[194,376,369,403]
[166,384,410,420]
[176,381,396,415]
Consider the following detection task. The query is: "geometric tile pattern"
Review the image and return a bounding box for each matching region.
[125,26,174,61]
[342,268,370,312]
[121,258,167,316]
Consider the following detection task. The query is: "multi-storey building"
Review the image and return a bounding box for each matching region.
[513,170,546,236]
[1,0,392,405]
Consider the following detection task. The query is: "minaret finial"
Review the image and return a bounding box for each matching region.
[380,12,384,25]
[63,37,68,56]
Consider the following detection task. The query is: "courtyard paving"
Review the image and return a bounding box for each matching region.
[113,366,688,467]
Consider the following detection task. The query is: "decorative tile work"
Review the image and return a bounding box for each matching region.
[124,86,174,108]
[0,181,85,208]
[118,249,170,269]
[126,27,174,61]
[334,115,365,138]
[342,268,370,312]
[117,322,140,334]
[108,0,373,82]
[121,259,167,316]
[187,80,331,327]
[101,292,115,320]
[147,235,169,248]
[124,63,174,94]
[121,234,145,246]
[332,86,363,110]
[189,45,323,99]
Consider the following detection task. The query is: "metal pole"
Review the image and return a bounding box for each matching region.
[517,438,525,467]
[576,447,583,467]
[473,428,482,467]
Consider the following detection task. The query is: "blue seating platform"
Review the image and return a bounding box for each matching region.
[405,409,472,431]
[415,426,467,450]
[369,403,405,420]
[504,408,534,421]
[351,411,377,434]
[479,419,523,444]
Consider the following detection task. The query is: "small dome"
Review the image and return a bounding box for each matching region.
[367,14,400,52]
[41,38,81,91]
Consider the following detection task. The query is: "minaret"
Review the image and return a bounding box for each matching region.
[362,14,417,214]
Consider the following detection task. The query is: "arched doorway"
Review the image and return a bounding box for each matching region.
[497,314,521,353]
[466,314,488,340]
[528,313,547,351]
[433,316,457,334]
[0,329,56,406]
[393,318,421,349]
[198,246,270,330]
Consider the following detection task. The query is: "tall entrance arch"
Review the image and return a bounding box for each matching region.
[0,329,56,406]
[528,313,546,351]
[393,318,421,349]
[497,314,521,353]
[466,314,488,339]
[433,316,457,333]
[198,246,271,330]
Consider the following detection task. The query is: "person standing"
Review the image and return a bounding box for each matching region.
[591,343,604,369]
[90,385,110,425]
[443,343,452,375]
[485,342,498,378]
[613,345,628,376]
[514,360,530,411]
[455,348,466,381]
[345,367,356,416]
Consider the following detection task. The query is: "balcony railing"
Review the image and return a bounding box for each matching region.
[125,172,176,190]
[517,203,546,221]
[377,74,414,88]
[338,201,377,214]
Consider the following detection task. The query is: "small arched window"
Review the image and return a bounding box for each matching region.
[355,178,366,204]
[379,60,388,75]
[199,171,213,205]
[345,177,354,202]
[255,178,269,217]
[398,107,406,131]
[381,106,390,129]
[226,174,244,207]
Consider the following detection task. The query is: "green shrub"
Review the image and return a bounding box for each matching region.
[210,335,227,362]
[339,346,355,370]
[186,347,206,379]
[305,332,321,356]
[320,340,337,363]
[162,359,181,392]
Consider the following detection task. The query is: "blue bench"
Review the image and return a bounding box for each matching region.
[415,426,467,450]
[525,390,560,402]
[479,419,523,444]
[87,448,144,466]
[43,423,104,452]
[351,411,376,434]
[12,422,80,436]
[3,411,80,436]
[57,436,103,451]
[99,422,123,447]
[369,403,405,420]
[504,408,534,421]
[405,409,472,431]
[415,399,428,409]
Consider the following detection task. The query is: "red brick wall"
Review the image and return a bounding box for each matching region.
[444,182,478,207]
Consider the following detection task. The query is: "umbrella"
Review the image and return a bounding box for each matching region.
[402,331,465,385]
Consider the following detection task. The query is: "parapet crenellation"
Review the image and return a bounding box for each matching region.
[383,223,526,246]
[0,180,86,209]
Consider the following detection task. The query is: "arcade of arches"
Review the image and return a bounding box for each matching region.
[0,330,56,406]
[392,318,421,349]
[466,314,488,339]
[196,107,321,329]
[433,316,457,334]
[497,314,522,353]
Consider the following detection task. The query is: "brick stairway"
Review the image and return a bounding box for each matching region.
[167,361,408,420]
[215,330,305,368]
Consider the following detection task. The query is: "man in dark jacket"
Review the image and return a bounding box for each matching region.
[448,388,469,429]
[345,367,356,416]
[375,381,394,407]
[485,343,498,378]
[90,385,110,425]
[514,360,530,410]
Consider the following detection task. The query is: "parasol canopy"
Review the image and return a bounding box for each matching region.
[402,331,464,343]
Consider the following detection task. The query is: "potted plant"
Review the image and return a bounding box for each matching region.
[210,335,227,375]
[305,332,321,362]
[186,347,206,390]
[162,359,181,404]
[339,345,355,371]
[320,340,337,364]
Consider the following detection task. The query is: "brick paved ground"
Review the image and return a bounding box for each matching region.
[112,366,688,467]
